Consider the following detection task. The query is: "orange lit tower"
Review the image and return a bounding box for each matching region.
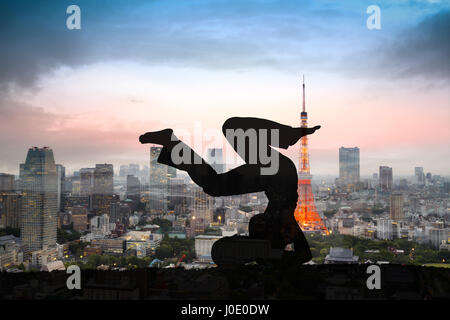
[294,76,329,235]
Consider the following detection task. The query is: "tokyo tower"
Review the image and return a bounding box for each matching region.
[293,76,329,235]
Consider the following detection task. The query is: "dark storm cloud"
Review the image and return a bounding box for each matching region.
[383,10,450,79]
[0,1,86,87]
[1,0,448,90]
[343,10,450,80]
[0,0,330,89]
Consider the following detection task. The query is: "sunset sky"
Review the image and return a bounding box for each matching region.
[0,0,449,177]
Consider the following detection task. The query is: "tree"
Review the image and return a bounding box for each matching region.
[69,242,88,256]
[156,244,173,259]
[0,227,20,237]
[151,218,172,232]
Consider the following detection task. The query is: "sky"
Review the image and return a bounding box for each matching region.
[0,0,449,177]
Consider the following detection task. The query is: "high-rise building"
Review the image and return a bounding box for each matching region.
[93,164,114,194]
[167,178,188,214]
[93,164,114,215]
[20,147,58,251]
[379,166,393,192]
[119,165,128,178]
[0,173,15,191]
[415,167,425,185]
[126,175,141,199]
[80,168,95,196]
[140,165,150,184]
[149,147,169,214]
[191,185,214,223]
[69,176,81,196]
[338,147,360,191]
[56,164,65,212]
[207,148,225,174]
[0,192,22,228]
[69,206,88,233]
[389,193,404,221]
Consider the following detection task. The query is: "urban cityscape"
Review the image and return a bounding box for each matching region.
[0,0,449,303]
[1,139,448,274]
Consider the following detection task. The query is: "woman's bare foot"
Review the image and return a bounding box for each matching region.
[282,125,320,148]
[139,128,175,145]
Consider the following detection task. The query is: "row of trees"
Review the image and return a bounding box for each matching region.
[306,234,449,265]
[57,227,82,243]
[155,235,195,261]
[66,254,152,270]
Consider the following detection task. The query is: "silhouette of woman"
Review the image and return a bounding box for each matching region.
[139,117,320,265]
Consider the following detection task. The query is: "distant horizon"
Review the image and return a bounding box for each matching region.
[3,145,449,179]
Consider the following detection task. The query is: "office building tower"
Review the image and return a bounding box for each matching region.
[191,185,214,223]
[140,165,150,183]
[379,166,393,192]
[207,148,225,174]
[56,164,65,212]
[20,147,58,251]
[69,206,88,233]
[415,167,425,186]
[0,192,22,228]
[0,173,15,192]
[94,164,114,194]
[149,147,169,214]
[80,168,95,196]
[126,175,141,199]
[338,147,360,191]
[93,164,114,215]
[119,165,128,178]
[389,193,404,221]
[167,178,188,214]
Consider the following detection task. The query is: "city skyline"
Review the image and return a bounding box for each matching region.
[1,144,448,180]
[0,1,449,176]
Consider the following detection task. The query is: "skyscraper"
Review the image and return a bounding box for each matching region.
[379,166,393,192]
[93,164,114,215]
[415,167,425,186]
[80,168,95,196]
[56,164,65,212]
[119,165,129,178]
[126,175,141,199]
[389,193,404,221]
[20,147,58,251]
[0,173,15,192]
[191,185,214,223]
[339,147,360,191]
[149,147,169,214]
[207,148,225,174]
[93,164,114,194]
[0,192,22,228]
